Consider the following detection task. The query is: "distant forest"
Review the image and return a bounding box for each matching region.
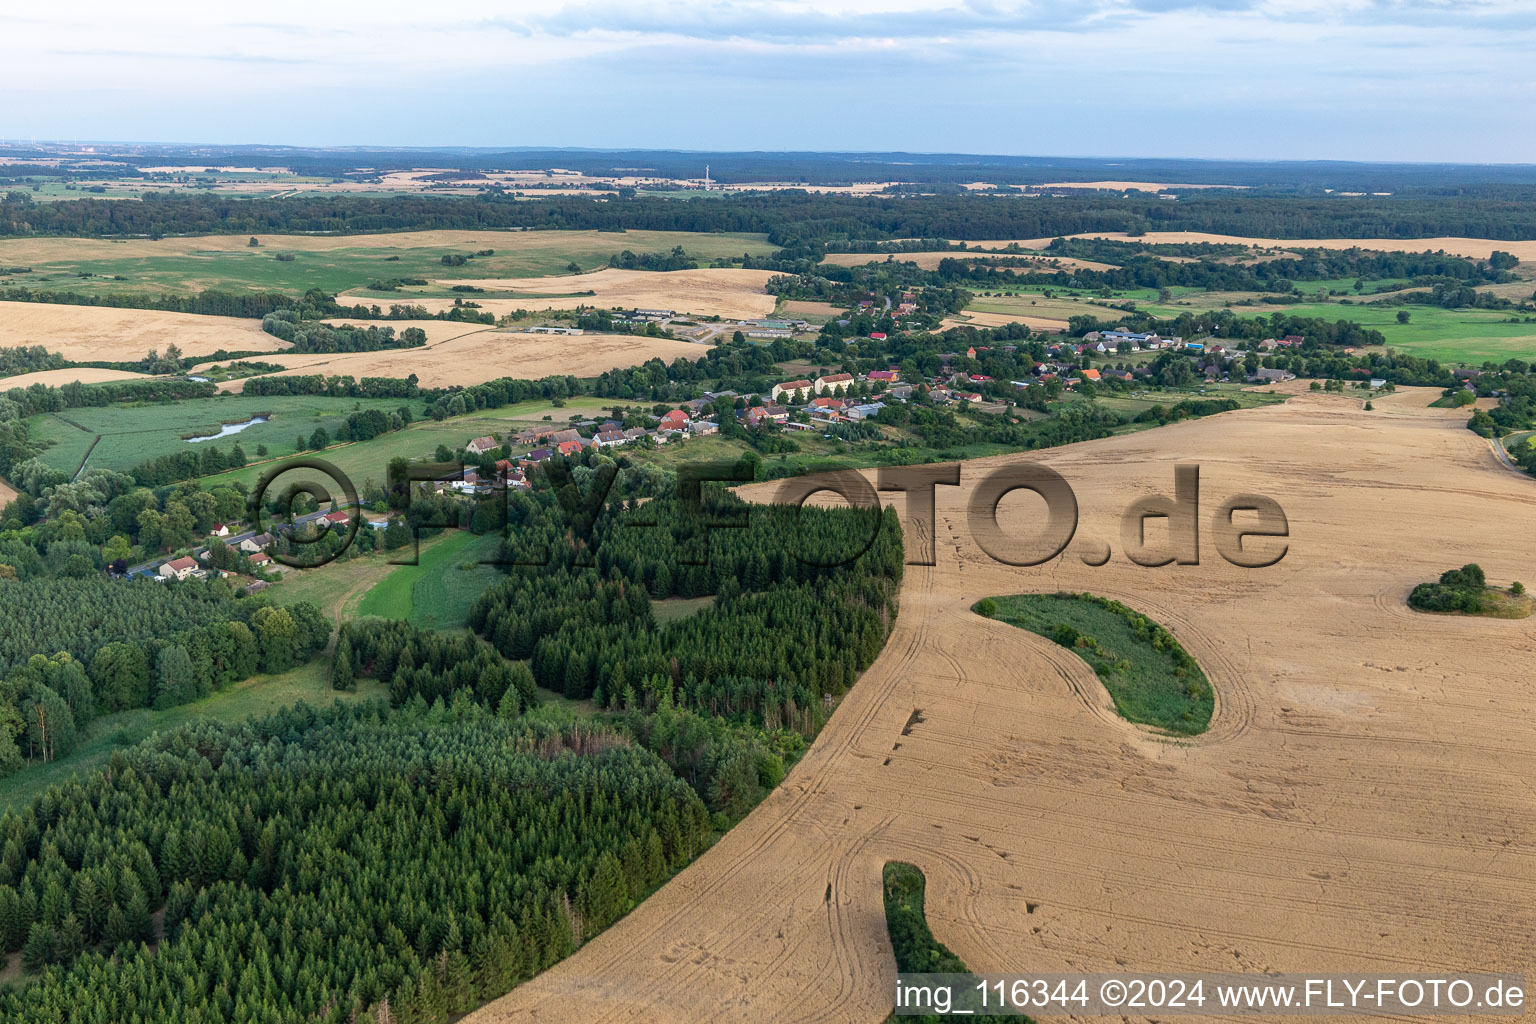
[6,145,1536,189]
[7,189,1536,243]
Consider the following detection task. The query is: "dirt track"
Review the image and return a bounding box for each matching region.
[470,385,1536,1022]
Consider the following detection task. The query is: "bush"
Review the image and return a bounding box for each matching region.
[973,598,997,618]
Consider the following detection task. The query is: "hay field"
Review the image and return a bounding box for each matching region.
[0,302,280,361]
[0,367,150,389]
[941,311,1069,333]
[209,324,709,389]
[470,387,1536,1022]
[351,268,781,320]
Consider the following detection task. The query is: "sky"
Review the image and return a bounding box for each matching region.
[1,0,1534,163]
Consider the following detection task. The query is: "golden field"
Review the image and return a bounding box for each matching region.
[202,323,710,391]
[0,301,281,360]
[470,385,1536,1022]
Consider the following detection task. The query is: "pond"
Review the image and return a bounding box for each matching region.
[187,415,269,442]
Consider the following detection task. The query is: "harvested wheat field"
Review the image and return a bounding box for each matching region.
[411,268,781,320]
[213,324,708,389]
[0,301,280,360]
[471,386,1535,1023]
[942,311,1070,333]
[0,367,150,389]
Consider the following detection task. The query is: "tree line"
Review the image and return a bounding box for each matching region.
[8,190,1536,247]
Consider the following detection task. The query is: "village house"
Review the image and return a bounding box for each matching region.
[319,509,352,528]
[556,440,584,457]
[239,533,272,555]
[249,553,273,570]
[657,409,690,433]
[771,379,813,403]
[1251,367,1296,383]
[548,428,582,445]
[688,419,718,436]
[209,523,231,538]
[867,369,898,383]
[745,404,788,427]
[159,556,200,581]
[594,430,628,448]
[465,435,499,457]
[525,447,553,464]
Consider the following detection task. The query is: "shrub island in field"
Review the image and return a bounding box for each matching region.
[974,592,1214,735]
[1407,563,1531,618]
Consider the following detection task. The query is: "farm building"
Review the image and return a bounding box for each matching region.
[465,435,499,456]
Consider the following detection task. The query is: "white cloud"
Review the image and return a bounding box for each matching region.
[0,1,1531,160]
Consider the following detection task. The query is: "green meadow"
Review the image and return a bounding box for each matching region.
[967,281,1536,364]
[356,529,503,629]
[0,229,777,299]
[28,394,412,478]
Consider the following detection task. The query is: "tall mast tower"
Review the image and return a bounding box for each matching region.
[704,164,711,190]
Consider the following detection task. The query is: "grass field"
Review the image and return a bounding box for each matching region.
[0,229,778,299]
[977,592,1214,734]
[406,531,506,631]
[28,394,412,478]
[0,659,386,812]
[966,281,1536,363]
[193,396,619,493]
[355,528,503,627]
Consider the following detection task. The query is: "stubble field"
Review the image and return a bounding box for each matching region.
[469,385,1536,1022]
[207,323,710,391]
[342,267,783,321]
[0,301,281,360]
